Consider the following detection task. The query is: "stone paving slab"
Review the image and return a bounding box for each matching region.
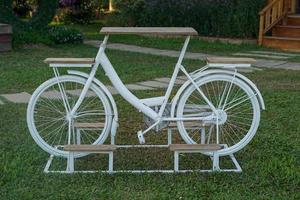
[154,77,171,83]
[154,77,186,85]
[177,76,188,80]
[41,91,63,99]
[1,92,31,103]
[233,53,289,59]
[125,84,154,91]
[138,80,169,88]
[250,51,298,57]
[67,90,96,97]
[254,60,289,68]
[105,86,118,95]
[270,62,300,70]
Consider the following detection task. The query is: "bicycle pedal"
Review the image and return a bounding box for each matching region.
[137,131,145,144]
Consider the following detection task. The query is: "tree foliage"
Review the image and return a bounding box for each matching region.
[0,0,59,30]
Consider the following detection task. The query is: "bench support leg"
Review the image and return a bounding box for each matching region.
[174,151,179,172]
[167,129,172,145]
[67,152,75,173]
[76,129,81,144]
[108,152,114,173]
[200,128,205,144]
[212,152,220,171]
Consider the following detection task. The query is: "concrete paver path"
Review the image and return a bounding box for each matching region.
[84,40,300,70]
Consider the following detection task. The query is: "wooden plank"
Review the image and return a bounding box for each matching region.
[287,15,300,26]
[0,34,12,42]
[272,25,300,37]
[100,27,198,36]
[263,36,300,52]
[169,144,223,151]
[44,58,95,64]
[0,23,12,34]
[0,42,12,52]
[74,122,105,129]
[64,145,117,152]
[206,57,256,64]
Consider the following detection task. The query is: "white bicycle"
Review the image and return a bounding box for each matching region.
[27,27,265,159]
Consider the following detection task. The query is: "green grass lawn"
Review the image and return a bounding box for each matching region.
[1,43,300,199]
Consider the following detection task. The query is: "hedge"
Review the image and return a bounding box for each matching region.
[114,0,267,38]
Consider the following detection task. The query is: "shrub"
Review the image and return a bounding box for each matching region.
[12,30,53,46]
[12,26,84,46]
[113,0,266,38]
[48,26,84,44]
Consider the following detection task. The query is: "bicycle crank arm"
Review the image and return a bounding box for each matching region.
[137,120,160,144]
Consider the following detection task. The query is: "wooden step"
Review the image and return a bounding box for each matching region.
[74,122,105,129]
[287,15,300,26]
[169,144,223,151]
[272,25,300,38]
[64,144,117,152]
[262,36,300,52]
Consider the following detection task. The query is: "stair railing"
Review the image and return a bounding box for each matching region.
[258,0,295,45]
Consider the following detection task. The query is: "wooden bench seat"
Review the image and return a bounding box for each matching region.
[206,57,256,64]
[100,27,198,36]
[169,144,223,151]
[44,58,95,65]
[74,122,105,129]
[64,145,116,173]
[64,145,117,152]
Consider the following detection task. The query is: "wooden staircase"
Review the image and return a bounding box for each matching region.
[259,0,300,51]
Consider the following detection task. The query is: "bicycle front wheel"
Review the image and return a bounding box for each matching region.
[176,74,261,156]
[27,75,113,157]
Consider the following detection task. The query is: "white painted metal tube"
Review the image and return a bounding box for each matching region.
[70,64,99,116]
[158,36,191,117]
[99,52,159,120]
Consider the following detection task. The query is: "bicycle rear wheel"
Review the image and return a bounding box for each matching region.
[27,75,113,157]
[176,74,261,156]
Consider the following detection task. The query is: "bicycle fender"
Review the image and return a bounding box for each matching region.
[67,70,119,140]
[171,69,265,117]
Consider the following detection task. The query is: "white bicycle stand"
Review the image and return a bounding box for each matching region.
[44,145,115,174]
[43,122,241,173]
[172,145,242,173]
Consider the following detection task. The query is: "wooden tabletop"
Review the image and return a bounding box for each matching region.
[169,144,223,151]
[100,27,198,36]
[64,145,117,152]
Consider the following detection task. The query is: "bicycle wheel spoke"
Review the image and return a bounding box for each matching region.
[176,75,260,155]
[28,77,111,157]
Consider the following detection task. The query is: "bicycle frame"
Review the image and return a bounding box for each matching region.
[63,35,217,124]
